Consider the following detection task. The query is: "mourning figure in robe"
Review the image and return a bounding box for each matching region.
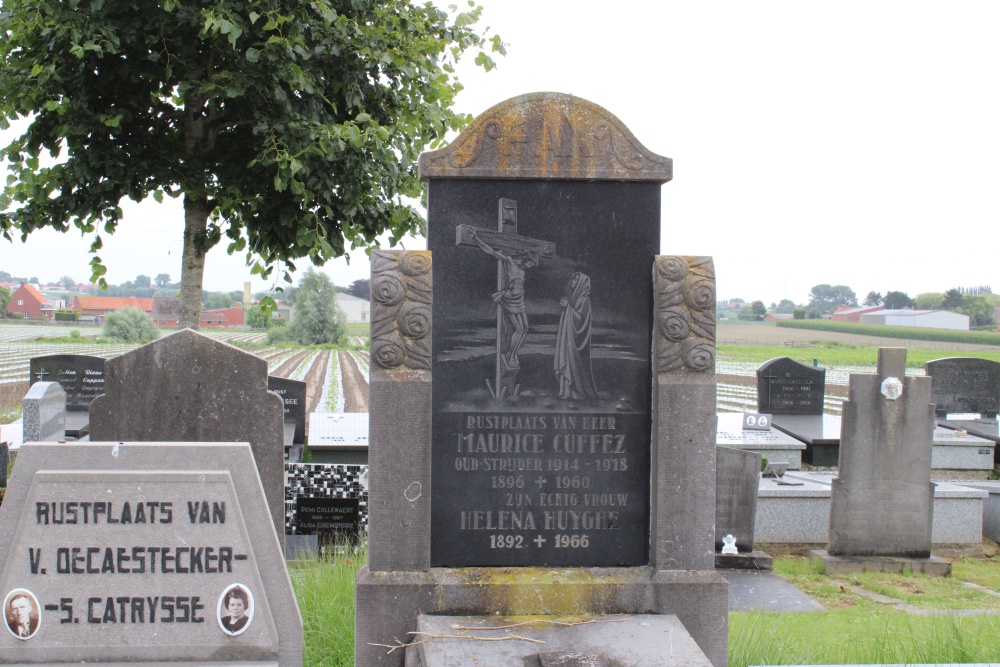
[554,272,598,400]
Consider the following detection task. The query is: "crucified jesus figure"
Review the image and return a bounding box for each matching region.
[467,226,539,368]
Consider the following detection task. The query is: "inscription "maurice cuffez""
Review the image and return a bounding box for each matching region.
[441,411,640,561]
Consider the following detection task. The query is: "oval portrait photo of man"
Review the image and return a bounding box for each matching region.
[217,584,254,636]
[4,589,41,640]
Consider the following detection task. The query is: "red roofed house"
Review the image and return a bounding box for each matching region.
[201,307,246,328]
[67,295,155,323]
[7,282,50,319]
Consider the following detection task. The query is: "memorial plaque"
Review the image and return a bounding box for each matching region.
[756,357,826,415]
[925,357,1000,417]
[29,355,105,412]
[0,442,301,665]
[268,377,307,444]
[295,498,360,537]
[428,184,658,567]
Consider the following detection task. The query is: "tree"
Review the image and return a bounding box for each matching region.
[59,275,76,291]
[915,292,945,309]
[0,271,10,282]
[203,291,232,310]
[154,273,171,288]
[135,274,152,288]
[862,291,882,306]
[792,308,806,320]
[883,290,914,310]
[957,293,1000,328]
[807,284,857,314]
[28,277,38,284]
[0,287,10,316]
[292,267,345,345]
[347,279,371,301]
[942,288,964,310]
[774,299,796,314]
[102,307,159,343]
[245,304,274,329]
[0,1,503,329]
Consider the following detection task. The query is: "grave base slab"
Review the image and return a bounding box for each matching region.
[809,550,952,576]
[714,551,773,570]
[403,613,713,667]
[355,566,728,667]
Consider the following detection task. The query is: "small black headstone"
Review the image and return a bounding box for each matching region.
[0,440,8,488]
[29,354,105,412]
[925,357,1000,417]
[757,357,826,415]
[295,497,360,541]
[268,376,307,444]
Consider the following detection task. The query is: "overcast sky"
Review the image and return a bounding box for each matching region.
[2,1,998,305]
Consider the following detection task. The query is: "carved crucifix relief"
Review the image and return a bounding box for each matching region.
[456,198,555,399]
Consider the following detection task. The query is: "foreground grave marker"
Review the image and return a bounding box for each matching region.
[358,93,726,667]
[0,442,301,665]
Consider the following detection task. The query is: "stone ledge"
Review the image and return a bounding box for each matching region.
[715,551,773,570]
[809,549,952,576]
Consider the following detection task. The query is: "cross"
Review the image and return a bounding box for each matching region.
[533,535,547,548]
[761,370,779,407]
[534,476,548,490]
[456,198,555,399]
[34,367,49,382]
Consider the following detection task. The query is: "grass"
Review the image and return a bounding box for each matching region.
[777,319,1000,346]
[730,610,1000,666]
[718,342,1000,367]
[291,544,366,667]
[282,548,1000,667]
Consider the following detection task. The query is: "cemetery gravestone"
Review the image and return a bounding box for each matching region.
[926,358,1000,462]
[758,357,841,465]
[715,412,806,469]
[358,93,726,667]
[29,355,105,412]
[0,442,301,665]
[0,441,7,488]
[812,348,949,575]
[268,376,307,444]
[88,329,286,537]
[925,357,1000,417]
[715,447,770,569]
[21,382,66,443]
[756,357,826,415]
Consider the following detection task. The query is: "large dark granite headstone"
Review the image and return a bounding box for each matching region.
[29,355,105,412]
[268,376,306,444]
[357,94,728,667]
[756,357,826,415]
[427,133,661,568]
[88,329,286,536]
[925,357,1000,417]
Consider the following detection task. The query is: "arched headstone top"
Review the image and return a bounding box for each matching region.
[419,92,673,182]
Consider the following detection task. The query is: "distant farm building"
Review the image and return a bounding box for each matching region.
[336,293,370,323]
[832,305,883,322]
[6,282,58,319]
[66,295,155,323]
[859,309,969,331]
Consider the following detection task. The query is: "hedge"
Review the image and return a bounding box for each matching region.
[776,319,1000,346]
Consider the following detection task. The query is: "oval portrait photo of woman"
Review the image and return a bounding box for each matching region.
[217,584,254,636]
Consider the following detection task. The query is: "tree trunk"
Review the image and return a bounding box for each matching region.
[179,195,209,329]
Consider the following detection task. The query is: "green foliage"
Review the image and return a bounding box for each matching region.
[807,284,858,314]
[776,319,1000,346]
[245,304,274,329]
[202,291,233,310]
[862,290,882,306]
[0,287,10,315]
[0,0,503,324]
[134,274,152,288]
[347,279,371,301]
[792,307,805,320]
[774,299,796,314]
[957,293,1000,328]
[154,273,171,288]
[884,290,914,309]
[737,300,767,321]
[53,309,80,321]
[293,268,345,345]
[265,322,298,344]
[101,307,159,343]
[916,292,945,309]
